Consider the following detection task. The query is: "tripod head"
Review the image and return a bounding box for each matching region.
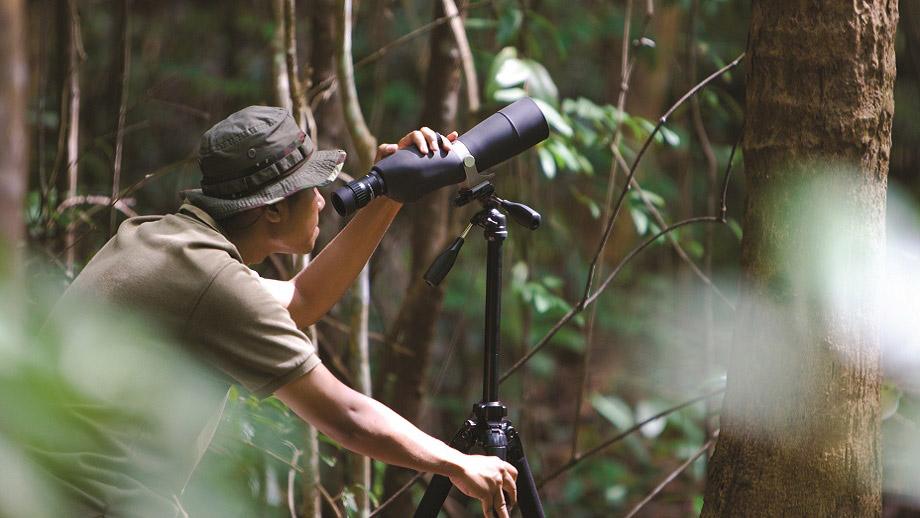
[424,182,541,287]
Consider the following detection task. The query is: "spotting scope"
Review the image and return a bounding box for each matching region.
[331,97,550,217]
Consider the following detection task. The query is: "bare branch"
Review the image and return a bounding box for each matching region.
[369,473,424,516]
[500,53,745,383]
[109,0,132,238]
[287,448,302,518]
[623,434,717,518]
[336,0,377,170]
[539,389,722,486]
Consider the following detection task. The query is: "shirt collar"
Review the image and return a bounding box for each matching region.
[178,203,223,233]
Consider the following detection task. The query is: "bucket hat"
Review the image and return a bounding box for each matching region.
[184,106,346,219]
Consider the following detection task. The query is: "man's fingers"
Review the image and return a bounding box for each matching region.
[503,471,517,510]
[420,127,439,153]
[446,130,459,141]
[493,489,511,518]
[409,130,428,154]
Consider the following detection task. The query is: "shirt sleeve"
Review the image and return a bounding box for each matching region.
[187,261,321,398]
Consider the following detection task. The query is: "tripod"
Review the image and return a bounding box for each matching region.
[414,182,546,518]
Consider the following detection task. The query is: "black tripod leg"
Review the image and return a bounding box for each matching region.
[414,474,454,518]
[414,421,477,518]
[507,431,545,518]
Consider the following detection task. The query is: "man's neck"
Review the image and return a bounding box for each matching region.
[226,231,270,265]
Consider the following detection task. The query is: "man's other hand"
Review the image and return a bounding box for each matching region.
[449,454,518,518]
[375,127,459,162]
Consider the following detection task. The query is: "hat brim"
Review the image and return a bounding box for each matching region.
[183,149,346,219]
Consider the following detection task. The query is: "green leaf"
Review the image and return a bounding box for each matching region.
[537,146,557,179]
[591,394,633,430]
[341,487,358,516]
[727,218,743,240]
[630,207,649,235]
[464,18,498,30]
[635,400,667,438]
[533,98,572,137]
[494,87,527,103]
[660,125,681,147]
[494,57,530,88]
[881,382,903,420]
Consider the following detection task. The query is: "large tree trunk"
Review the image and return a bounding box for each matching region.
[0,0,27,261]
[702,2,897,516]
[378,1,462,513]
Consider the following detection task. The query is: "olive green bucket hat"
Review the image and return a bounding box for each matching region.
[184,106,346,219]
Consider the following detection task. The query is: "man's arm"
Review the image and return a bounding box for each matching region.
[282,128,457,328]
[284,195,401,327]
[275,364,517,517]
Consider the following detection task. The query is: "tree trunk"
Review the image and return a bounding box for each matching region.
[335,2,376,515]
[378,1,463,514]
[702,2,897,516]
[63,0,81,277]
[0,0,27,262]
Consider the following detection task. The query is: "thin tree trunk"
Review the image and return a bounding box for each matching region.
[335,2,375,515]
[378,1,463,513]
[0,0,28,262]
[63,0,82,277]
[702,2,897,516]
[348,264,372,517]
[271,4,324,515]
[109,0,130,238]
[271,0,292,111]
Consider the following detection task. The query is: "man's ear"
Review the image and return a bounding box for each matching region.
[264,201,284,223]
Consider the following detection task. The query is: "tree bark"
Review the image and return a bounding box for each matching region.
[0,0,27,261]
[702,2,897,516]
[378,1,463,513]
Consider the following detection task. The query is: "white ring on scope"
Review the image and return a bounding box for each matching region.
[451,140,494,188]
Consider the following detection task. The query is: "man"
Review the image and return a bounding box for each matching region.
[55,106,517,517]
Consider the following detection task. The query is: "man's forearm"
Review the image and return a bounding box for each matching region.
[288,196,401,327]
[338,394,466,477]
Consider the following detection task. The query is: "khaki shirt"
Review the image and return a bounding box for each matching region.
[46,204,320,517]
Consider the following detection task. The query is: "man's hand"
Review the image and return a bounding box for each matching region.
[375,127,459,162]
[449,454,518,518]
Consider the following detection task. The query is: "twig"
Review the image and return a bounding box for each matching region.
[573,0,641,463]
[539,389,722,486]
[612,149,734,310]
[109,0,132,238]
[369,473,425,516]
[622,433,717,518]
[236,437,304,473]
[500,53,745,383]
[582,53,745,306]
[319,484,344,518]
[57,195,137,217]
[288,448,302,518]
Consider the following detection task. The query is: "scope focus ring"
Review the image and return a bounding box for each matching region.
[350,179,375,207]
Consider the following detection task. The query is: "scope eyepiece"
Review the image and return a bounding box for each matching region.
[331,171,385,216]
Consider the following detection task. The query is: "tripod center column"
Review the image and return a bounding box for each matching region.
[481,207,507,403]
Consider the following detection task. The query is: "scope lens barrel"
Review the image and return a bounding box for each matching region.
[456,97,550,173]
[330,171,385,217]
